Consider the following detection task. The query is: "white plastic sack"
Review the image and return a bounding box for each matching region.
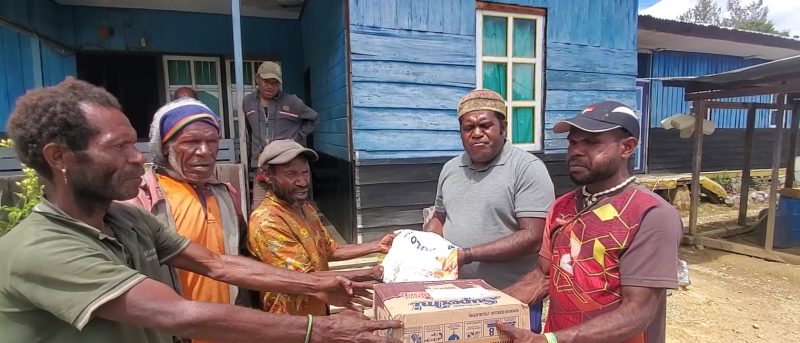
[382,229,460,283]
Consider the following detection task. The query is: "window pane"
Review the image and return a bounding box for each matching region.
[197,91,220,116]
[512,63,535,101]
[244,62,254,86]
[512,107,534,144]
[482,62,507,98]
[513,18,536,58]
[168,60,191,85]
[194,61,217,85]
[482,16,507,57]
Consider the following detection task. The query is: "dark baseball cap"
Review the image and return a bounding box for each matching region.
[553,101,640,139]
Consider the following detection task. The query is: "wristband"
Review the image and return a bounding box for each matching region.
[304,314,313,343]
[543,332,558,343]
[463,248,474,265]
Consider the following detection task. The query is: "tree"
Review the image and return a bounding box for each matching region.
[678,0,722,25]
[722,0,791,36]
[679,0,791,36]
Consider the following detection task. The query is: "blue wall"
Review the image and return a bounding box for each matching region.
[302,0,349,160]
[648,51,773,129]
[348,0,639,160]
[68,7,304,96]
[0,24,76,131]
[0,0,305,112]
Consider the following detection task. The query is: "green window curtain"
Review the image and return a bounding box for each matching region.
[482,62,507,98]
[197,91,220,116]
[194,61,217,85]
[512,63,535,101]
[512,107,534,144]
[513,19,536,58]
[482,16,507,57]
[168,60,191,85]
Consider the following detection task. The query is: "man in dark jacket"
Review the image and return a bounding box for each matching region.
[242,61,319,208]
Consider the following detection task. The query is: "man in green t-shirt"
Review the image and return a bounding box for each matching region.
[0,78,400,343]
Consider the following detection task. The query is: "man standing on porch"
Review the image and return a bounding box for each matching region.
[498,101,682,343]
[243,61,320,209]
[424,89,555,333]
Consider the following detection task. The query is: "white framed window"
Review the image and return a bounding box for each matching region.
[224,60,278,139]
[162,55,224,132]
[476,9,545,151]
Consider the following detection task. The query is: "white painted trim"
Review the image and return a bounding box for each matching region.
[476,10,546,152]
[162,55,224,126]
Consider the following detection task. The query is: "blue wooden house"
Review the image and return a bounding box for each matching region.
[1,0,641,242]
[637,15,800,174]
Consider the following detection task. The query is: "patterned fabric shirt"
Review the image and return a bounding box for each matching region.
[247,191,338,315]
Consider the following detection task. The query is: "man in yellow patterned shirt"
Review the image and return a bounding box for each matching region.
[248,140,395,315]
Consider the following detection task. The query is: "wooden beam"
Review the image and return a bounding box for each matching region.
[685,81,800,101]
[739,106,757,226]
[787,101,800,188]
[765,94,786,251]
[684,71,800,93]
[688,101,706,235]
[694,224,754,238]
[693,237,800,265]
[476,1,547,16]
[701,101,794,111]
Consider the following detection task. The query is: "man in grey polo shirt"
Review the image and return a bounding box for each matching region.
[425,89,554,333]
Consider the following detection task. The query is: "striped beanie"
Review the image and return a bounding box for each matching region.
[148,98,220,164]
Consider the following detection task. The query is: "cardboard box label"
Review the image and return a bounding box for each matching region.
[374,280,530,343]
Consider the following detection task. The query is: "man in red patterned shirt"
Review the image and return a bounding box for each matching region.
[499,101,682,343]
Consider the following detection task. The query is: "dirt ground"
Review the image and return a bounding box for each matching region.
[667,202,800,343]
[666,247,800,343]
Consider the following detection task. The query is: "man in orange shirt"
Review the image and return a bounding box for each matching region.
[125,98,245,342]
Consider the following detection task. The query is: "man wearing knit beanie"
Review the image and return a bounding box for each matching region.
[425,89,555,333]
[125,98,248,343]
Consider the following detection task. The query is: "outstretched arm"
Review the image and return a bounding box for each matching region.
[95,278,402,343]
[168,242,372,309]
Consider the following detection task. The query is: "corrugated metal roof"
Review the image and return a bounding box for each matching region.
[660,54,800,88]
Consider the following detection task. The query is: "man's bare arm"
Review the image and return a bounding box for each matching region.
[424,211,446,235]
[94,278,401,343]
[459,217,545,264]
[168,242,372,309]
[503,255,551,304]
[497,286,664,343]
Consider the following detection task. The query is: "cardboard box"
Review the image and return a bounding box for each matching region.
[374,279,530,343]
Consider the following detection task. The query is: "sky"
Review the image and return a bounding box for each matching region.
[639,0,800,36]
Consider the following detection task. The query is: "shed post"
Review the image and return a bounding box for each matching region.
[786,99,800,189]
[765,94,787,251]
[689,101,706,235]
[738,105,757,226]
[231,0,249,212]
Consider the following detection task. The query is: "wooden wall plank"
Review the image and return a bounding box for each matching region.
[350,26,475,66]
[357,150,462,160]
[396,0,413,30]
[546,71,635,91]
[354,130,462,152]
[459,0,475,35]
[443,0,461,34]
[356,180,437,208]
[356,162,444,185]
[426,0,444,33]
[411,0,428,31]
[351,60,475,87]
[546,90,637,111]
[547,42,637,75]
[352,82,470,110]
[352,108,458,130]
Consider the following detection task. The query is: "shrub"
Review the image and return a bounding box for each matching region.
[0,139,43,237]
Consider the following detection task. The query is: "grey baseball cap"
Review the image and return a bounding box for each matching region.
[257,139,318,167]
